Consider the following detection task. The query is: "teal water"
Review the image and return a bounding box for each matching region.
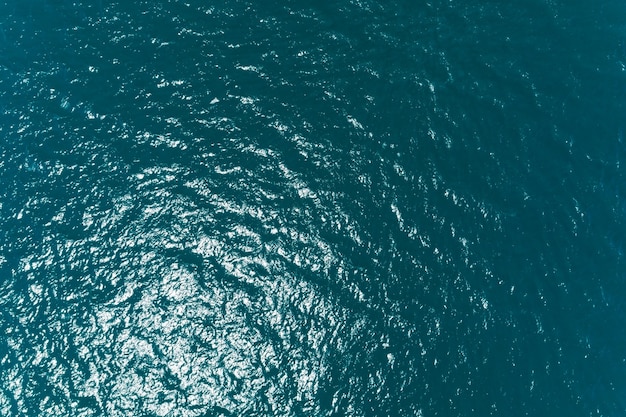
[1,1,625,416]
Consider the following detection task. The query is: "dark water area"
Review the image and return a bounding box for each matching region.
[1,1,626,416]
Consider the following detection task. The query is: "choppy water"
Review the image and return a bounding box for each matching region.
[1,1,625,416]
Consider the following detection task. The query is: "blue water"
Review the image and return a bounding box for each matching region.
[1,1,625,416]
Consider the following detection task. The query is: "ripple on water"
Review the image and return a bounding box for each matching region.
[2,0,626,416]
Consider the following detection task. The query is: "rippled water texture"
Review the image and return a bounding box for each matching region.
[1,1,625,416]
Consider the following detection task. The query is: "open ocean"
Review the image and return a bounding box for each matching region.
[1,1,625,416]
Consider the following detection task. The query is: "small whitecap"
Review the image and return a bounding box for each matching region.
[346,115,363,130]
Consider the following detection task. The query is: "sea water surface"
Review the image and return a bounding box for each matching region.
[1,1,626,416]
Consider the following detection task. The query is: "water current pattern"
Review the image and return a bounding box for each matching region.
[1,1,625,416]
